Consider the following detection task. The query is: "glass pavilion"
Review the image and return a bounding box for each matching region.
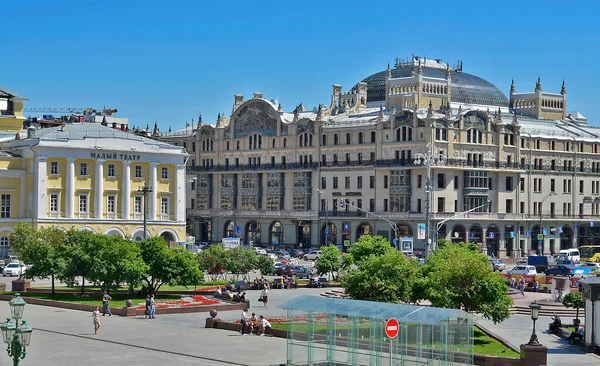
[280,296,475,366]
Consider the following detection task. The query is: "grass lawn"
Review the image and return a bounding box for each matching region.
[3,292,181,308]
[34,281,227,292]
[270,323,518,358]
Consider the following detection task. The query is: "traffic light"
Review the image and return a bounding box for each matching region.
[339,198,346,209]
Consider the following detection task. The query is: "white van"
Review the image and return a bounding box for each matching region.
[559,249,580,263]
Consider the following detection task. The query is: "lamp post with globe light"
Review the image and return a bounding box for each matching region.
[1,294,33,366]
[527,301,542,346]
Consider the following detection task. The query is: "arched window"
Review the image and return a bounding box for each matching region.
[466,129,482,144]
[396,126,413,142]
[0,236,9,257]
[283,138,287,148]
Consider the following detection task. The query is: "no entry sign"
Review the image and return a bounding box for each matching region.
[385,318,399,339]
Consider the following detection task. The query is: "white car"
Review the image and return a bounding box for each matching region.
[508,265,537,277]
[578,262,600,269]
[2,263,26,277]
[253,247,267,255]
[267,253,277,261]
[304,251,322,261]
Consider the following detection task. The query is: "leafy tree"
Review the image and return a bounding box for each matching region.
[87,235,148,292]
[61,229,98,295]
[347,235,393,263]
[563,292,585,322]
[224,246,258,282]
[316,245,342,279]
[139,237,203,295]
[420,243,512,323]
[256,254,275,276]
[14,226,68,294]
[341,250,420,303]
[197,244,228,281]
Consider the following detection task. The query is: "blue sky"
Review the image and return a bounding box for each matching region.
[3,0,598,130]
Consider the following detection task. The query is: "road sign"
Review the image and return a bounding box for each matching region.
[392,238,398,245]
[188,236,195,244]
[537,234,543,241]
[343,239,350,247]
[325,229,330,236]
[489,232,494,239]
[385,318,399,339]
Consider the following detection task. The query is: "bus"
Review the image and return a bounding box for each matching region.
[579,245,600,262]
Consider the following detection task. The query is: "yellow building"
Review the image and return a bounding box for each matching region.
[0,86,188,256]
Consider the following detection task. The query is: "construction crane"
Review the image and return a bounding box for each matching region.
[24,107,118,115]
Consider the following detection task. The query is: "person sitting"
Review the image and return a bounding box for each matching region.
[567,324,584,344]
[249,312,258,333]
[233,291,242,302]
[240,292,246,301]
[225,290,234,301]
[532,280,540,293]
[549,313,562,334]
[311,275,322,288]
[287,275,298,289]
[214,287,222,299]
[258,315,272,336]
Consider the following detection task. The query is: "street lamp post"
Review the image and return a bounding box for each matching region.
[527,301,542,346]
[538,192,557,255]
[316,189,329,245]
[1,294,33,366]
[138,184,153,239]
[414,143,445,258]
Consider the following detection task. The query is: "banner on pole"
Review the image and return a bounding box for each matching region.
[417,224,426,239]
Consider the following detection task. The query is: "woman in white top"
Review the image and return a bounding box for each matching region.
[260,286,270,307]
[259,315,271,335]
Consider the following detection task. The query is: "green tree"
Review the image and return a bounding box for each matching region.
[139,237,203,295]
[61,229,98,295]
[197,244,228,281]
[563,292,585,322]
[224,246,258,282]
[341,250,420,303]
[420,243,512,323]
[347,235,393,263]
[256,255,275,276]
[316,245,342,279]
[13,225,68,294]
[87,235,148,292]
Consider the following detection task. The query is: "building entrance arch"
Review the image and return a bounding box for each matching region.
[487,224,500,257]
[224,220,236,238]
[356,223,372,240]
[270,221,283,247]
[451,224,466,243]
[469,224,483,245]
[321,223,337,246]
[245,221,261,247]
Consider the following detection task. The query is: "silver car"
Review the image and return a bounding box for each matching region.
[491,260,506,271]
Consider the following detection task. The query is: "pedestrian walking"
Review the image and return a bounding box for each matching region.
[149,294,156,319]
[518,277,525,296]
[92,306,101,335]
[240,308,248,335]
[144,295,151,319]
[102,291,112,316]
[260,286,270,307]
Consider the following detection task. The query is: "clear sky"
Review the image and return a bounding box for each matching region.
[3,0,598,130]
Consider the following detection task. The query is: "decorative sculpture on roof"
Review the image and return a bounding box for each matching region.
[535,77,542,91]
[232,100,279,137]
[561,80,566,95]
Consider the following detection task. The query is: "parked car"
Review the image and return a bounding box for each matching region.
[289,249,303,258]
[578,262,600,269]
[267,253,278,261]
[2,262,26,277]
[508,265,537,276]
[490,260,506,271]
[516,258,527,265]
[274,262,287,275]
[304,250,322,261]
[544,265,573,276]
[253,247,267,255]
[283,266,311,279]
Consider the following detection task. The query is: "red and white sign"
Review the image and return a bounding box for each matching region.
[385,318,399,339]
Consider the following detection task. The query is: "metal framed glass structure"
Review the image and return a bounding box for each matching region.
[281,296,474,366]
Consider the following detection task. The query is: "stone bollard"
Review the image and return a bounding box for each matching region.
[520,344,548,366]
[11,279,30,292]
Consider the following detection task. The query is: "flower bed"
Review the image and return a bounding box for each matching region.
[135,295,220,310]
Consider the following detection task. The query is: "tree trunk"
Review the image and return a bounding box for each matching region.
[51,274,55,295]
[81,276,85,295]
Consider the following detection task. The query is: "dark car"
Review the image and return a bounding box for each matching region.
[289,249,303,258]
[544,265,572,276]
[283,266,311,279]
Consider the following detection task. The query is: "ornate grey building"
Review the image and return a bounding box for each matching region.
[165,56,600,258]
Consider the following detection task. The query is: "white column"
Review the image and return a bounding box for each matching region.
[94,159,104,219]
[35,156,48,218]
[176,164,186,223]
[149,162,158,220]
[66,157,75,218]
[122,162,131,220]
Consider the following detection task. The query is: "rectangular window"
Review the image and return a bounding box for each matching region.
[50,193,59,213]
[135,165,142,178]
[107,164,115,178]
[369,199,375,212]
[345,176,350,189]
[321,155,326,164]
[346,133,351,144]
[437,173,445,189]
[370,176,375,189]
[161,167,169,180]
[371,131,376,143]
[520,178,525,192]
[0,194,10,218]
[334,134,339,145]
[418,175,422,188]
[358,132,363,144]
[506,199,513,214]
[550,179,556,193]
[357,199,363,209]
[454,176,459,189]
[346,154,350,165]
[80,162,88,176]
[520,201,525,214]
[357,176,363,189]
[134,196,142,213]
[50,161,58,175]
[79,194,87,212]
[417,199,422,213]
[580,203,584,215]
[506,177,513,191]
[580,180,584,194]
[107,195,116,213]
[370,152,375,163]
[437,197,445,212]
[322,135,327,146]
[383,175,388,189]
[333,177,338,189]
[321,177,326,189]
[383,199,388,212]
[161,197,169,215]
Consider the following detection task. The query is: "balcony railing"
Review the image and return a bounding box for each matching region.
[320,210,367,218]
